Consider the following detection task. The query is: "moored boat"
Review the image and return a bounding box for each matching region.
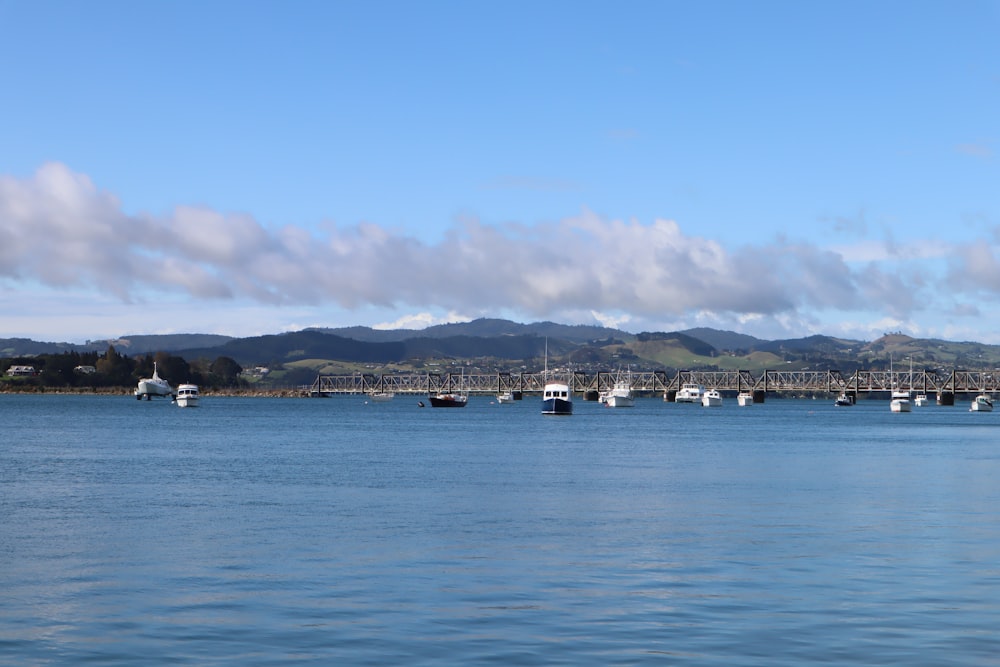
[600,371,635,408]
[970,393,993,412]
[890,391,912,413]
[675,382,704,403]
[835,393,854,407]
[889,356,912,413]
[175,384,199,407]
[368,392,395,402]
[701,388,723,407]
[428,392,468,408]
[737,391,754,407]
[135,362,174,400]
[496,391,515,404]
[913,394,930,407]
[542,381,573,415]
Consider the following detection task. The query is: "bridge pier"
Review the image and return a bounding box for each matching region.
[937,392,954,406]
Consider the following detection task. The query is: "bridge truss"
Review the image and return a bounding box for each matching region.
[309,369,1000,397]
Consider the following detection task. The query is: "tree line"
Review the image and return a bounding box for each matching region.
[0,346,245,390]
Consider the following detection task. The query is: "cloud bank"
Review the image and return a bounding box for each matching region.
[0,163,990,338]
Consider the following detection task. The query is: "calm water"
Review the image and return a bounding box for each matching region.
[2,393,1000,665]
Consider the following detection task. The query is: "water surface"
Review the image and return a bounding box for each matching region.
[2,394,999,665]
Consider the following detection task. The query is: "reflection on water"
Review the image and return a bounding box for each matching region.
[2,395,1000,665]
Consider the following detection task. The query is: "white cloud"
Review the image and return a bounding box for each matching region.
[2,162,997,341]
[373,312,472,331]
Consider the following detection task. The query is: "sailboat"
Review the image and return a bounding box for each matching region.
[889,355,911,413]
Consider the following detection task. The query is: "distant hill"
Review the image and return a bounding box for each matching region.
[0,333,232,358]
[8,320,1000,372]
[313,318,627,344]
[679,328,763,352]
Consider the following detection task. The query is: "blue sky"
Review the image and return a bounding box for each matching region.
[1,0,998,343]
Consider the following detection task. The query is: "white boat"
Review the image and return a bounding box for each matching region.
[135,362,174,400]
[888,355,911,413]
[913,394,930,407]
[970,394,993,412]
[175,384,199,407]
[737,391,754,407]
[542,381,573,415]
[496,391,515,404]
[675,382,705,403]
[701,389,723,407]
[600,371,635,408]
[368,392,395,402]
[890,391,912,413]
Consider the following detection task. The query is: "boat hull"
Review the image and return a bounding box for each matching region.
[603,395,634,408]
[541,398,573,415]
[135,380,173,399]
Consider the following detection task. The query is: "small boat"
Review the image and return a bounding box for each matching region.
[428,392,468,408]
[175,384,199,407]
[890,391,912,413]
[600,371,635,408]
[135,362,174,400]
[970,394,993,412]
[701,389,723,407]
[888,356,911,412]
[368,392,395,402]
[496,391,515,404]
[675,382,705,403]
[835,393,854,407]
[542,381,573,415]
[913,394,930,407]
[737,391,754,407]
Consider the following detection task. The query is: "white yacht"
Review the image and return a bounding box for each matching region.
[600,371,635,408]
[890,391,912,413]
[913,394,930,407]
[737,391,754,407]
[496,391,515,404]
[175,384,199,408]
[675,383,704,403]
[135,362,174,400]
[701,389,723,407]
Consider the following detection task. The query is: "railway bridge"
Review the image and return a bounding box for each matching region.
[309,368,1000,404]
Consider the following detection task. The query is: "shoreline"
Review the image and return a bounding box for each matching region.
[0,386,309,398]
